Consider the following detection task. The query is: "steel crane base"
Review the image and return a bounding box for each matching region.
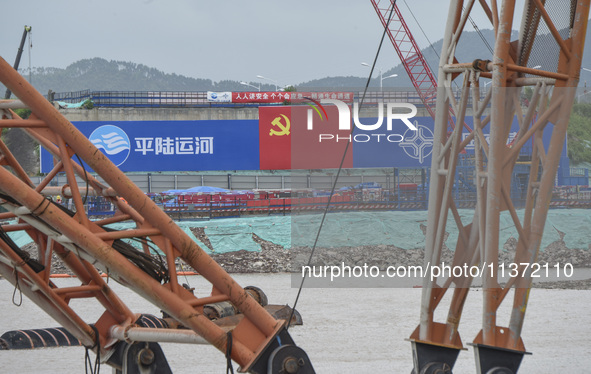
[267,344,315,374]
[410,340,461,374]
[471,343,531,374]
[110,341,173,374]
[242,325,315,374]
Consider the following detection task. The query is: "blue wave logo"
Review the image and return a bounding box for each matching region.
[89,125,131,166]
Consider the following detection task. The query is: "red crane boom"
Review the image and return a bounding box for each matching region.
[370,0,438,119]
[370,0,465,134]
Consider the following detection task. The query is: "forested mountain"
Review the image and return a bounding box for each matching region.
[15,58,257,93]
[2,27,591,171]
[299,28,502,89]
[6,27,591,94]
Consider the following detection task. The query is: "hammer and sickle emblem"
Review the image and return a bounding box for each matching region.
[269,114,290,136]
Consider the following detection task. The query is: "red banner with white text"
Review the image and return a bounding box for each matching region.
[228,91,354,104]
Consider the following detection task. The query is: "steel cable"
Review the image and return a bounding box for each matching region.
[286,0,398,330]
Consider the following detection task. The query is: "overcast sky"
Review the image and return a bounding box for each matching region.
[2,1,520,86]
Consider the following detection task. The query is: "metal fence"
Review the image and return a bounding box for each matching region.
[70,185,591,219]
[32,171,591,219]
[30,172,419,194]
[51,89,493,109]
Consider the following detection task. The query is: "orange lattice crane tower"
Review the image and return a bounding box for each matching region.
[372,0,589,373]
[0,59,315,373]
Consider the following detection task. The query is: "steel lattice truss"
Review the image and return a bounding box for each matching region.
[371,0,469,134]
[404,0,590,373]
[0,60,314,373]
[370,0,439,119]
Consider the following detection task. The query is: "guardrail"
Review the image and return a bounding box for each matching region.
[51,89,492,109]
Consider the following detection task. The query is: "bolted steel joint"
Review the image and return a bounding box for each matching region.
[283,356,300,373]
[472,59,492,72]
[138,347,155,366]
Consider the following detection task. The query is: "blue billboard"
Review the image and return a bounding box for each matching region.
[352,116,436,168]
[40,117,566,172]
[351,116,565,168]
[40,120,260,172]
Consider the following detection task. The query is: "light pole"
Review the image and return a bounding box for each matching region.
[581,67,591,89]
[256,75,278,91]
[577,91,590,102]
[381,73,398,89]
[361,62,397,92]
[577,67,591,102]
[240,81,261,91]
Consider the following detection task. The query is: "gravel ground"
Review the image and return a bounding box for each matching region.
[5,227,591,289]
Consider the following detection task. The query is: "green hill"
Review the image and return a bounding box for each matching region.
[2,27,591,166]
[4,27,591,93]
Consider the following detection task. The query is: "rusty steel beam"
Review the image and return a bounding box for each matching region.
[0,99,29,109]
[0,203,138,325]
[481,0,517,346]
[410,0,590,372]
[506,0,589,349]
[38,185,118,198]
[0,52,312,372]
[0,238,100,350]
[0,61,278,336]
[0,129,258,368]
[0,118,46,127]
[110,325,214,346]
[0,137,34,187]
